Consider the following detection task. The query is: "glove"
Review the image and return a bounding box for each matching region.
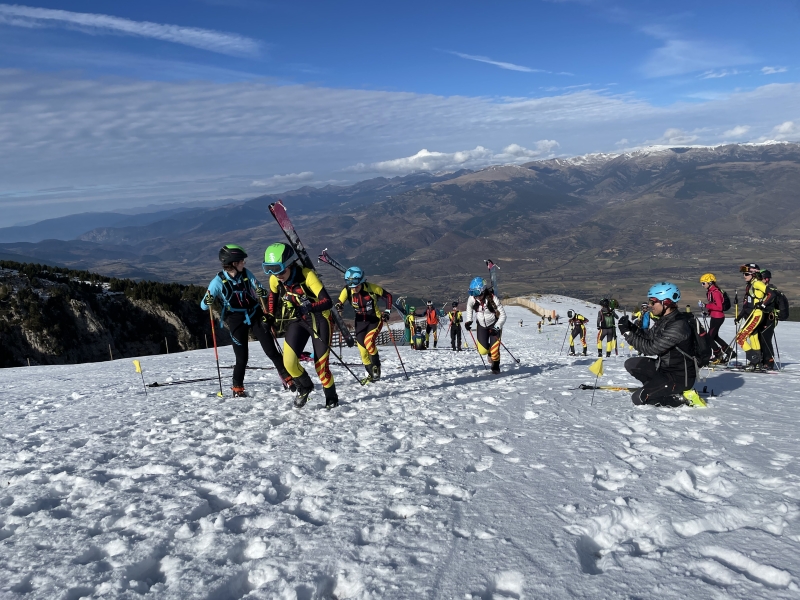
[697,300,704,308]
[256,286,268,298]
[345,335,355,348]
[488,327,500,336]
[261,312,275,326]
[335,302,343,312]
[465,321,472,331]
[203,291,214,307]
[298,299,313,315]
[382,310,391,321]
[617,315,632,335]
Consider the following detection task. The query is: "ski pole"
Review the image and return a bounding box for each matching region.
[499,339,521,364]
[559,324,570,354]
[468,329,487,369]
[385,321,409,380]
[208,307,224,397]
[772,327,782,371]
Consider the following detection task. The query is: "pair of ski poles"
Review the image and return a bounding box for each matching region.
[466,327,520,369]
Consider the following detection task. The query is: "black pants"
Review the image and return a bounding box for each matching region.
[283,314,334,389]
[760,317,776,367]
[225,309,285,387]
[625,357,693,407]
[708,317,728,353]
[476,324,500,363]
[450,326,462,349]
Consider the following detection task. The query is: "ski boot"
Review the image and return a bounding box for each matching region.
[361,363,374,385]
[279,370,297,392]
[323,385,339,409]
[293,372,314,408]
[606,351,612,358]
[682,389,707,408]
[370,355,381,382]
[490,360,501,375]
[598,349,603,357]
[582,348,588,356]
[231,386,248,398]
[434,340,437,348]
[568,346,576,356]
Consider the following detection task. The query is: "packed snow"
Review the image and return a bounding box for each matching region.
[2,297,800,599]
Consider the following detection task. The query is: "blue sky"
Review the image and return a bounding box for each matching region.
[0,0,798,226]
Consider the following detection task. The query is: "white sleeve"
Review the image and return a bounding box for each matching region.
[494,296,507,329]
[465,297,475,323]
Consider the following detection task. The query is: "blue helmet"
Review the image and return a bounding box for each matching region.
[469,277,487,297]
[647,281,681,305]
[344,266,365,288]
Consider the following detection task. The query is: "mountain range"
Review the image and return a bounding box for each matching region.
[2,142,799,309]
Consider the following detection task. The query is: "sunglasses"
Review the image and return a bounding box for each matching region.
[648,299,662,306]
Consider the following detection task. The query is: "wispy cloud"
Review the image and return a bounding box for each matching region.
[345,142,560,175]
[723,125,750,138]
[0,3,260,56]
[700,69,741,79]
[762,66,788,75]
[758,121,799,142]
[251,172,314,188]
[445,50,557,74]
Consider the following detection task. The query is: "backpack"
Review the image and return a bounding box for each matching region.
[601,310,615,329]
[676,313,713,369]
[720,289,732,312]
[774,288,790,321]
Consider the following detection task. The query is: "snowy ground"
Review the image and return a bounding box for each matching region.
[2,299,800,599]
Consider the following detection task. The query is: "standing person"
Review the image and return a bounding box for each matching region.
[336,266,392,382]
[699,273,732,363]
[201,244,293,397]
[447,301,463,351]
[464,277,507,374]
[617,282,705,407]
[736,263,771,368]
[596,298,617,357]
[262,242,340,409]
[405,306,418,349]
[424,301,440,348]
[554,314,560,325]
[567,310,589,356]
[759,269,779,370]
[537,320,542,334]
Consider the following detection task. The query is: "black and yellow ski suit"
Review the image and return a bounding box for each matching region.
[447,309,463,350]
[465,293,507,371]
[736,278,771,365]
[267,267,335,391]
[760,283,780,368]
[596,308,618,357]
[569,314,589,354]
[338,282,392,378]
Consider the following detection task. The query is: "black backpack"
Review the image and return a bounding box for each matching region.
[677,312,713,369]
[720,289,732,312]
[774,288,790,321]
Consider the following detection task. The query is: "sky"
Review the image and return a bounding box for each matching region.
[0,0,798,227]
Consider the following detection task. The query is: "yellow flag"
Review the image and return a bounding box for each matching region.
[589,358,604,377]
[133,360,142,373]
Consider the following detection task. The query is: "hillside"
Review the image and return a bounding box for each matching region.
[1,143,799,307]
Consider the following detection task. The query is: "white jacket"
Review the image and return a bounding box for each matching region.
[465,294,507,330]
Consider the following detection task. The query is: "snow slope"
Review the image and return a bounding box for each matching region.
[2,303,800,599]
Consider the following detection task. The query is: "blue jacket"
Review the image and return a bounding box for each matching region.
[201,268,266,324]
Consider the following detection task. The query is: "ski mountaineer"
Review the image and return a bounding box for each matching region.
[424,301,439,348]
[464,277,507,374]
[447,302,463,351]
[405,306,418,349]
[699,273,732,363]
[336,266,392,382]
[413,325,427,350]
[736,263,772,368]
[617,282,705,407]
[760,269,779,370]
[201,244,293,397]
[596,298,618,357]
[262,242,340,409]
[567,310,589,356]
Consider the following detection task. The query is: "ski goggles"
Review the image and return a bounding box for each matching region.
[263,261,288,276]
[345,276,363,288]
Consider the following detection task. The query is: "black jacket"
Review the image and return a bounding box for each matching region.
[622,310,696,382]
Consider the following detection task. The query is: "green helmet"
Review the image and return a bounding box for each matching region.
[262,243,297,276]
[408,306,415,314]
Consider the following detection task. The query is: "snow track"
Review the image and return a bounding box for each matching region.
[2,299,800,598]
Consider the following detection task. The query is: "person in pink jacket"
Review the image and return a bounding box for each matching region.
[700,273,731,362]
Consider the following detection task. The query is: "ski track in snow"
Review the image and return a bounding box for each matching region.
[1,297,799,599]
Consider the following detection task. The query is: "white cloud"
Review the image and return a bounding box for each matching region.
[762,66,788,75]
[700,69,740,79]
[445,51,549,73]
[758,121,799,142]
[641,36,756,78]
[723,125,750,138]
[646,128,700,146]
[251,171,314,188]
[345,142,559,175]
[0,3,260,56]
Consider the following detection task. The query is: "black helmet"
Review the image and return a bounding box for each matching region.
[762,269,772,280]
[600,298,610,308]
[567,309,575,319]
[426,300,433,306]
[452,301,458,307]
[219,244,247,265]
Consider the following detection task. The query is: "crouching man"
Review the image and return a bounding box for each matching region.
[617,282,704,407]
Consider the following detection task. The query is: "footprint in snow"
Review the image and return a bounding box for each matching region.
[466,455,493,472]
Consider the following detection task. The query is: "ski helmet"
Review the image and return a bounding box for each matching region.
[344,266,365,288]
[219,244,247,265]
[699,273,716,283]
[600,298,610,308]
[647,281,681,305]
[761,269,772,281]
[408,306,415,314]
[469,277,487,297]
[262,243,297,275]
[567,310,574,319]
[452,301,458,307]
[426,300,433,306]
[641,302,649,309]
[739,263,760,274]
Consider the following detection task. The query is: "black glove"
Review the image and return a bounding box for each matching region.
[345,335,355,348]
[299,299,312,315]
[334,302,343,312]
[488,326,500,336]
[261,312,275,326]
[256,286,268,298]
[465,321,472,331]
[617,315,632,335]
[382,310,391,321]
[203,291,214,307]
